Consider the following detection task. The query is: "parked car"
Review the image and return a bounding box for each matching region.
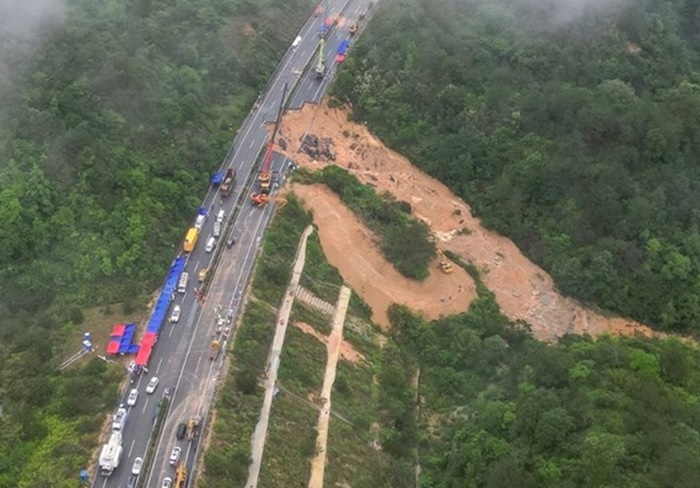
[198,267,208,282]
[169,446,182,466]
[127,388,139,407]
[162,478,172,488]
[226,236,236,249]
[132,457,143,476]
[146,377,159,394]
[170,305,181,323]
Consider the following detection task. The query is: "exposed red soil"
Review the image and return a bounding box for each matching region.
[277,101,660,341]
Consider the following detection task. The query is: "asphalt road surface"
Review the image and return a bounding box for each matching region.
[91,1,379,487]
[289,0,375,109]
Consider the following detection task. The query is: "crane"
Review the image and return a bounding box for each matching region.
[314,37,326,79]
[250,194,288,208]
[256,82,288,196]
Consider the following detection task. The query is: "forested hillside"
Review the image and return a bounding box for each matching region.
[0,0,311,485]
[333,0,700,332]
[386,288,700,487]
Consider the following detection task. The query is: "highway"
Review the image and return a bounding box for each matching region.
[90,1,378,487]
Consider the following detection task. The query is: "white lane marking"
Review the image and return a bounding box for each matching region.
[128,439,136,458]
[195,356,202,375]
[156,357,164,374]
[141,397,149,415]
[249,138,257,149]
[168,323,175,338]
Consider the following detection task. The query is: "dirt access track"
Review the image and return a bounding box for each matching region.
[276,101,659,342]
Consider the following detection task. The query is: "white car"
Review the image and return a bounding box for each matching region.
[161,478,172,488]
[131,457,143,476]
[126,388,139,406]
[194,213,206,230]
[169,446,182,466]
[146,377,159,394]
[170,305,181,323]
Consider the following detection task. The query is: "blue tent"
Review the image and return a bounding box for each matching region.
[211,172,223,186]
[337,40,349,55]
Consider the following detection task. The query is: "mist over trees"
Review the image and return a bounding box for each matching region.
[334,0,700,333]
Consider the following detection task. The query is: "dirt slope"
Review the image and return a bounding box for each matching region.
[277,101,659,341]
[292,183,476,328]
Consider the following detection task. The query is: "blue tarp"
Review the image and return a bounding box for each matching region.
[116,323,137,354]
[146,256,186,335]
[211,172,223,185]
[198,207,207,216]
[337,40,349,55]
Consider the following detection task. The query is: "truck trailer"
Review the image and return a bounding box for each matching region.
[220,168,235,197]
[99,431,123,477]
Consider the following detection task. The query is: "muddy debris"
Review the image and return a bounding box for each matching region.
[301,133,336,161]
[277,102,661,342]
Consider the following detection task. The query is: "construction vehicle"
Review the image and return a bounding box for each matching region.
[220,168,235,197]
[184,227,199,253]
[210,339,221,360]
[174,465,187,488]
[314,37,326,79]
[438,250,455,274]
[98,431,123,477]
[250,194,288,208]
[186,415,202,440]
[251,83,288,205]
[349,22,357,35]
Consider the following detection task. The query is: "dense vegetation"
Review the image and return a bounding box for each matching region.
[303,165,436,279]
[383,282,700,487]
[0,0,312,485]
[334,0,700,332]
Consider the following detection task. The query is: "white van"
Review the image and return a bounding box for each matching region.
[205,236,216,253]
[216,209,225,223]
[177,272,189,293]
[194,213,206,230]
[213,221,221,237]
[292,36,302,49]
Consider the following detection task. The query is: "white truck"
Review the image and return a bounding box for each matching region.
[99,431,123,477]
[112,406,128,432]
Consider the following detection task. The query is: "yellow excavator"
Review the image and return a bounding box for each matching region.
[438,250,454,274]
[174,465,187,488]
[250,193,288,208]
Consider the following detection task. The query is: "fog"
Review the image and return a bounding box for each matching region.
[517,0,630,26]
[0,0,66,96]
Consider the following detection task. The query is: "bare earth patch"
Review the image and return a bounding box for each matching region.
[292,183,476,329]
[294,321,366,364]
[278,101,660,341]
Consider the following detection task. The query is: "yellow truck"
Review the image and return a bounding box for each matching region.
[184,227,199,252]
